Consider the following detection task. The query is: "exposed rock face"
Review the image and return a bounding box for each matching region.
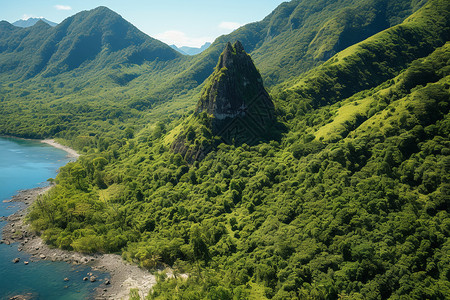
[197,41,275,145]
[170,41,275,162]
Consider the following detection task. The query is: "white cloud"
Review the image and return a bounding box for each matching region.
[21,14,44,20]
[155,30,212,48]
[219,21,242,31]
[54,5,72,11]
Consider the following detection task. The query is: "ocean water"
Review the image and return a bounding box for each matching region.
[0,137,107,299]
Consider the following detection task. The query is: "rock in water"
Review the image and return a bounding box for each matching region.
[9,293,36,300]
[171,41,276,162]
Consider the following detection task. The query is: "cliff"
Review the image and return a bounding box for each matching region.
[170,41,276,162]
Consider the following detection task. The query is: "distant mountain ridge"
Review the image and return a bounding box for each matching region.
[0,0,431,105]
[0,0,428,86]
[170,42,212,55]
[155,0,430,101]
[12,18,58,27]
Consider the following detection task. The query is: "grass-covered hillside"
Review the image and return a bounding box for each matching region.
[20,0,450,298]
[274,0,449,110]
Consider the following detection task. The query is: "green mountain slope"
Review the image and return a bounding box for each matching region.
[0,0,432,142]
[165,0,429,92]
[0,6,180,79]
[274,0,449,111]
[23,0,450,299]
[0,7,192,139]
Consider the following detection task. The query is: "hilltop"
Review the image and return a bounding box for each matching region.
[0,6,179,79]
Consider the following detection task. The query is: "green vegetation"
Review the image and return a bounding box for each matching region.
[1,0,449,299]
[0,0,431,141]
[28,40,450,298]
[274,0,449,112]
[232,0,428,86]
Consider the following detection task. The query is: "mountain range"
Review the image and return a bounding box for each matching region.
[0,1,432,96]
[0,0,438,139]
[170,42,211,55]
[0,0,449,298]
[12,17,58,27]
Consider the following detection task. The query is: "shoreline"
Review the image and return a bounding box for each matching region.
[1,139,157,299]
[0,136,80,160]
[41,139,80,159]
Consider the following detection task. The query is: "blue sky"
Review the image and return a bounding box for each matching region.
[1,0,286,47]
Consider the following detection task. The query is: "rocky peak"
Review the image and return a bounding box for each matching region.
[170,41,276,163]
[216,41,244,69]
[196,41,275,144]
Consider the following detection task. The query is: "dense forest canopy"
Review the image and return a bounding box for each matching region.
[0,0,449,299]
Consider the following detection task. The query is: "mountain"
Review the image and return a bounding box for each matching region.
[148,0,431,108]
[171,42,212,55]
[2,0,449,299]
[0,0,446,141]
[196,41,275,144]
[12,18,58,27]
[0,1,434,140]
[0,6,180,79]
[170,44,187,55]
[236,0,429,85]
[0,7,189,139]
[170,41,276,162]
[275,0,450,110]
[0,0,429,96]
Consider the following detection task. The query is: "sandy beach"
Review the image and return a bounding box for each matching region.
[1,141,157,300]
[41,139,80,159]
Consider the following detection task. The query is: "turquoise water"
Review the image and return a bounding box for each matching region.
[0,137,106,299]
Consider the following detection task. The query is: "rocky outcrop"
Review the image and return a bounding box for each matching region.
[197,41,275,145]
[9,293,36,300]
[171,41,275,162]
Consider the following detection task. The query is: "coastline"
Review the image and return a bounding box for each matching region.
[1,139,157,300]
[0,136,79,160]
[41,139,80,159]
